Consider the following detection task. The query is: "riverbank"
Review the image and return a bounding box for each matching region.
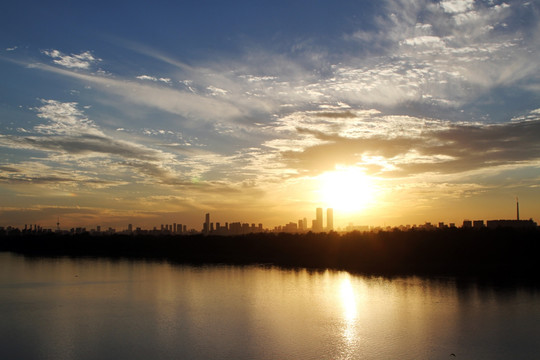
[2,228,539,279]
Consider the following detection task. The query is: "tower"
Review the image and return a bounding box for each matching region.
[204,213,210,234]
[315,207,323,232]
[327,208,334,231]
[56,217,60,231]
[516,197,520,221]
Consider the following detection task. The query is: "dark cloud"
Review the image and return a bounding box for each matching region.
[313,111,357,118]
[0,166,20,172]
[283,120,540,176]
[0,173,121,186]
[405,120,540,174]
[118,161,185,185]
[2,134,164,162]
[283,126,417,174]
[117,160,240,193]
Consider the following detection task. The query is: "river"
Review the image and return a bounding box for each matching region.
[1,252,539,359]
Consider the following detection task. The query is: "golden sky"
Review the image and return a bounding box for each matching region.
[1,0,539,230]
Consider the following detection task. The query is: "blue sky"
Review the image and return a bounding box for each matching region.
[1,0,539,229]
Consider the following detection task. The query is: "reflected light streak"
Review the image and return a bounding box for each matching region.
[341,275,358,322]
[339,273,359,358]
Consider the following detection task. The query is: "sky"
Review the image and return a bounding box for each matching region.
[1,0,539,230]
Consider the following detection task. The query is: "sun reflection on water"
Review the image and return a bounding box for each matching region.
[338,274,359,359]
[341,275,358,322]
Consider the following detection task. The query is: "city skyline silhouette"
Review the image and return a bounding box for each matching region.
[1,1,539,234]
[2,200,537,236]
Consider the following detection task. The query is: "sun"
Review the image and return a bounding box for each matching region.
[318,166,376,213]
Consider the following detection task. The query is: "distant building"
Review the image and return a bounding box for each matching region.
[346,224,370,232]
[229,222,242,235]
[419,222,436,230]
[462,220,472,228]
[473,220,485,229]
[283,222,298,232]
[315,208,323,232]
[203,213,210,234]
[327,208,334,231]
[311,219,318,231]
[486,219,537,229]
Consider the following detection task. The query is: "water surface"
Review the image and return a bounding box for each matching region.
[1,252,539,359]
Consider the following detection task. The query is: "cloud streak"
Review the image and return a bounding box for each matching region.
[31,63,252,123]
[41,49,101,69]
[0,100,188,188]
[260,107,540,181]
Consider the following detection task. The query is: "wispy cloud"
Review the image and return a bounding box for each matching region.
[31,63,252,123]
[0,161,125,189]
[342,0,538,108]
[439,0,475,14]
[266,109,540,178]
[136,74,172,84]
[41,49,101,69]
[29,1,537,134]
[0,100,188,188]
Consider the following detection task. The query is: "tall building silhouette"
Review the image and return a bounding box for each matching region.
[203,213,210,234]
[313,207,323,232]
[327,208,333,231]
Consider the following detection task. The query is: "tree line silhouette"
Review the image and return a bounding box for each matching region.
[1,227,539,278]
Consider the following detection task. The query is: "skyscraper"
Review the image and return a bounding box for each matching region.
[315,207,323,232]
[327,208,333,231]
[203,213,210,234]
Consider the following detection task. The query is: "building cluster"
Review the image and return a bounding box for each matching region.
[198,208,335,235]
[272,207,334,233]
[202,213,264,235]
[454,199,537,229]
[461,219,537,229]
[1,200,538,236]
[119,223,197,236]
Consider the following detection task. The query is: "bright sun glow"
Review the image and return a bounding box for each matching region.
[319,166,376,213]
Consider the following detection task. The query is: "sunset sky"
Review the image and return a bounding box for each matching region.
[1,0,539,230]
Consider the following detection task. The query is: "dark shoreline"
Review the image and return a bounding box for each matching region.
[2,228,540,282]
